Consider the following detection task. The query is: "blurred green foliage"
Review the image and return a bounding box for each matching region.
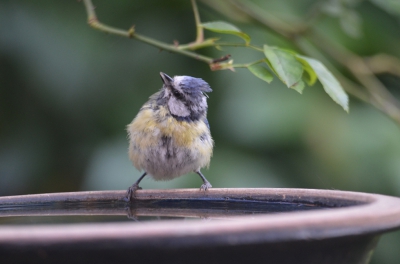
[1,0,400,263]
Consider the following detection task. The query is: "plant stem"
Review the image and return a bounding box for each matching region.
[82,0,213,64]
[191,0,204,43]
[229,0,302,39]
[215,42,264,52]
[226,0,400,124]
[307,31,400,123]
[132,33,213,63]
[82,0,266,69]
[232,59,265,68]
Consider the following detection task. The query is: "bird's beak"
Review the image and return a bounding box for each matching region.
[160,72,173,85]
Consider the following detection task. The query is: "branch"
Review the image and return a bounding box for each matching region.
[82,0,214,64]
[307,31,400,123]
[228,0,303,39]
[224,0,400,124]
[82,0,400,124]
[365,54,400,77]
[82,0,262,71]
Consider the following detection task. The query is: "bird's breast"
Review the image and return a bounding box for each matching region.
[129,106,211,149]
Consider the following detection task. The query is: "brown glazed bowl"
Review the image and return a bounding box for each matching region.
[1,188,400,264]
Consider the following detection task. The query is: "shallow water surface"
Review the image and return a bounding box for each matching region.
[0,198,330,225]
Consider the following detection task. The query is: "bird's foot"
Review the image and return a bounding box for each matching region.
[200,182,212,191]
[125,184,142,202]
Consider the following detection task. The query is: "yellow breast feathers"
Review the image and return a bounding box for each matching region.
[128,106,212,150]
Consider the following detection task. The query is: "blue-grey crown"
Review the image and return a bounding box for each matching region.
[179,77,212,93]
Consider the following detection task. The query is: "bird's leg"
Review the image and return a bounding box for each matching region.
[196,170,212,191]
[126,172,147,201]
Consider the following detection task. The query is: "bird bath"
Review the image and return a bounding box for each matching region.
[1,188,400,264]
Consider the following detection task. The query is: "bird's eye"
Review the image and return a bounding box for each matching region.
[172,90,183,99]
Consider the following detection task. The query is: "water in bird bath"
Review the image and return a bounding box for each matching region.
[0,193,335,225]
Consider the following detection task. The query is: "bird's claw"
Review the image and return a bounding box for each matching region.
[125,184,142,202]
[200,182,212,191]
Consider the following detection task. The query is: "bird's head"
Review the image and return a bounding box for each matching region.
[158,72,212,122]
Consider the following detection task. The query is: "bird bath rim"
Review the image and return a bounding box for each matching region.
[0,188,400,247]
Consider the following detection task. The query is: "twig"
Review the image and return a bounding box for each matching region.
[214,42,264,52]
[230,59,266,68]
[365,54,400,77]
[82,0,274,71]
[212,54,232,63]
[191,0,204,44]
[82,0,400,123]
[307,31,400,123]
[229,0,303,39]
[225,0,400,124]
[82,0,214,64]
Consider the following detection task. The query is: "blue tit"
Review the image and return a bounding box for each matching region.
[126,72,214,200]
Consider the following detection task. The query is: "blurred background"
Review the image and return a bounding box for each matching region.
[1,0,400,263]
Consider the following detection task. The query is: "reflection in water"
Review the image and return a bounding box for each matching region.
[0,198,329,225]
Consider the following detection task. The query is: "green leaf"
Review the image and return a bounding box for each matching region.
[248,64,273,83]
[297,55,349,112]
[202,21,251,44]
[291,80,305,94]
[295,56,318,86]
[263,45,304,88]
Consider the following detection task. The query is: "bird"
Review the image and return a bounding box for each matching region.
[126,72,214,201]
